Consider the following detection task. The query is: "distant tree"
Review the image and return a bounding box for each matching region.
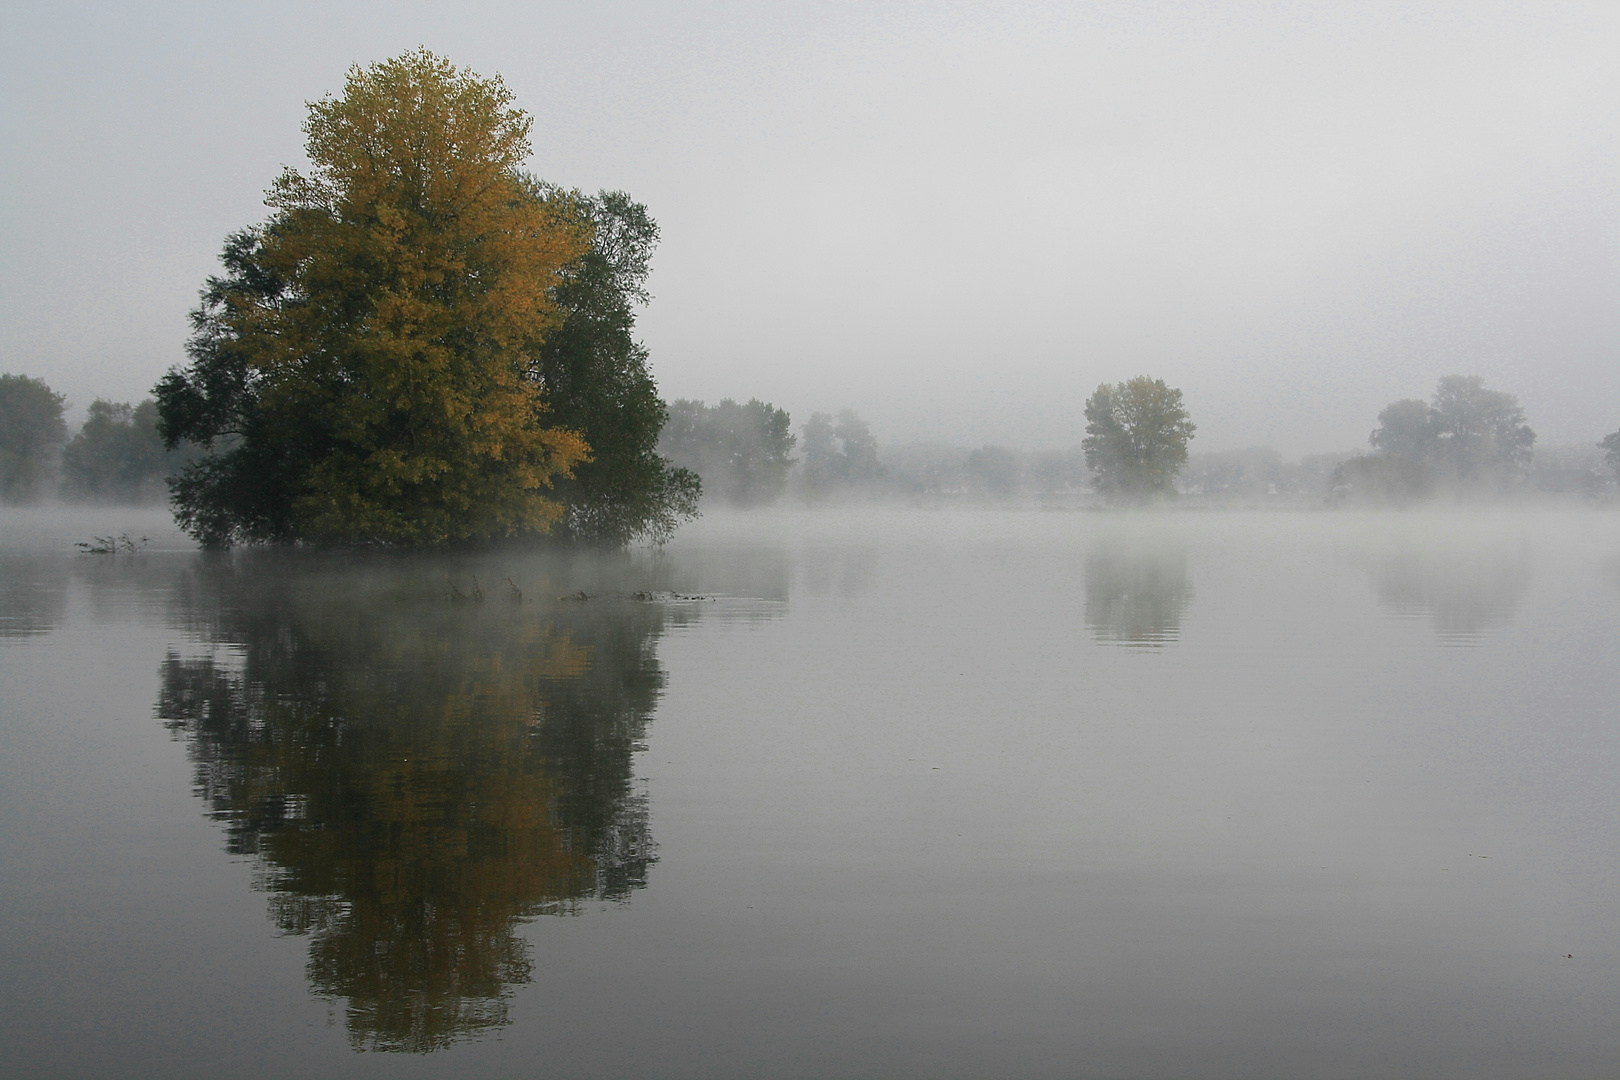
[964,445,1021,497]
[0,373,67,503]
[1427,375,1535,484]
[156,51,590,548]
[800,409,884,497]
[1368,399,1435,462]
[60,398,171,503]
[660,398,795,506]
[1081,376,1195,498]
[534,189,700,544]
[1602,429,1620,479]
[1342,375,1535,502]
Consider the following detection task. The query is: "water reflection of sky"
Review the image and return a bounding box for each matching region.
[3,509,1618,1076]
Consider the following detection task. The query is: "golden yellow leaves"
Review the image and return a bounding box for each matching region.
[242,51,595,544]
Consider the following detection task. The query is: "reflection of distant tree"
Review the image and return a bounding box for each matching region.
[156,559,679,1051]
[1084,538,1191,647]
[1364,542,1531,645]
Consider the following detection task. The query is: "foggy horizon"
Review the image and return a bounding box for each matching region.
[6,10,1619,1072]
[3,1,1617,457]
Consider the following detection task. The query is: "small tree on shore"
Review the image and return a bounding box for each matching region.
[1081,377,1196,499]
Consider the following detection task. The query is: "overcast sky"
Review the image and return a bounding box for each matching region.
[2,0,1615,454]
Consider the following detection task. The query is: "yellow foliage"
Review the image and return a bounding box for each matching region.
[245,50,592,544]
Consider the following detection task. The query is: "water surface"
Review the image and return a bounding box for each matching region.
[1,506,1615,1078]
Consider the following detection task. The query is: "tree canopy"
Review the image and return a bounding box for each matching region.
[532,189,699,543]
[60,398,174,503]
[157,51,597,547]
[0,373,67,503]
[1427,375,1536,482]
[799,409,884,497]
[660,397,796,506]
[1081,376,1196,498]
[1336,375,1536,502]
[1602,429,1620,480]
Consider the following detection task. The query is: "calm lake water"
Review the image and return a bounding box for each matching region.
[1,505,1616,1079]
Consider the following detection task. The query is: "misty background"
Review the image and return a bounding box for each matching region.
[2,0,1616,457]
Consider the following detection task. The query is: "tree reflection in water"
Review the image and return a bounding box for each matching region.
[155,556,689,1052]
[1084,535,1191,647]
[1362,539,1531,645]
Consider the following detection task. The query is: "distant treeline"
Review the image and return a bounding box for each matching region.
[0,375,190,504]
[658,380,1618,508]
[1327,375,1616,504]
[6,370,1619,510]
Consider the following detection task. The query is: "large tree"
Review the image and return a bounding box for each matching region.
[533,189,699,544]
[1341,374,1535,501]
[1081,376,1196,498]
[1427,374,1535,483]
[0,373,67,503]
[157,51,590,547]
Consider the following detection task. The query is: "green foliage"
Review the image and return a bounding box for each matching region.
[157,51,590,548]
[799,409,883,497]
[1081,376,1196,498]
[661,398,796,506]
[60,398,175,503]
[532,189,700,544]
[0,373,67,503]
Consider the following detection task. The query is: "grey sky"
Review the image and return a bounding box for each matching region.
[2,0,1615,454]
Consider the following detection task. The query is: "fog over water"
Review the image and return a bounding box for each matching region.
[1,504,1616,1077]
[3,1,1617,451]
[3,3,1618,1075]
